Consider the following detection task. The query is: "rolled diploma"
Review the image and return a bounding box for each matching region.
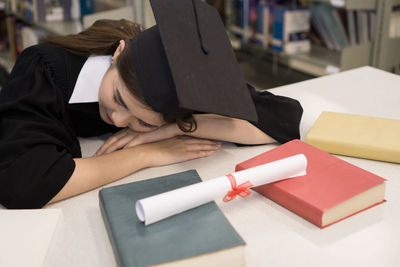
[136,154,307,225]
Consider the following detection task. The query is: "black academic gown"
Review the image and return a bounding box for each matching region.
[0,44,117,209]
[0,43,302,209]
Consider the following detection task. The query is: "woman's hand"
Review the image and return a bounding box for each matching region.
[141,136,222,167]
[95,123,179,156]
[52,136,220,204]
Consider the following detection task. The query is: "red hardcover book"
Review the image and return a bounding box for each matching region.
[235,140,386,228]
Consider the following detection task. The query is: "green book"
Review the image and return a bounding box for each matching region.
[99,170,246,267]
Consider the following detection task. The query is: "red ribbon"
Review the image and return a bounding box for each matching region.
[223,174,253,202]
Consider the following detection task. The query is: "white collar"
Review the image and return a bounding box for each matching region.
[68,55,112,104]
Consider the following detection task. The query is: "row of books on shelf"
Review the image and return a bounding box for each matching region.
[311,3,376,52]
[8,0,89,22]
[227,0,377,54]
[7,0,152,26]
[4,16,47,60]
[228,0,270,48]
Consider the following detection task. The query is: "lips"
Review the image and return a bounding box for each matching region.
[106,112,114,124]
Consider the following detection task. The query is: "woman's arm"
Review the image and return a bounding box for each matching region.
[95,114,275,156]
[187,114,276,144]
[49,137,220,203]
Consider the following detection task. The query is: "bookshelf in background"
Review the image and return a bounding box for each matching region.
[0,0,155,73]
[4,12,82,63]
[226,0,400,76]
[1,0,88,71]
[1,0,398,77]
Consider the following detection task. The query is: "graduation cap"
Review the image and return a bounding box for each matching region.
[130,0,258,122]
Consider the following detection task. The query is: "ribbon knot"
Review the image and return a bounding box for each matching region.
[223,174,253,202]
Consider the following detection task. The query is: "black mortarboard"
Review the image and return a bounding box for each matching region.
[130,0,258,122]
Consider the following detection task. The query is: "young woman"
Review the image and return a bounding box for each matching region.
[0,17,302,209]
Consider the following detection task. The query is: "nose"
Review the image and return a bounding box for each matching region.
[111,111,132,128]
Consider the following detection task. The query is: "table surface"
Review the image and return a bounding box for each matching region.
[18,67,400,266]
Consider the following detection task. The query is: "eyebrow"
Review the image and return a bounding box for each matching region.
[115,89,129,110]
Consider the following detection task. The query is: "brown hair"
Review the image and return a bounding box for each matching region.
[44,19,196,132]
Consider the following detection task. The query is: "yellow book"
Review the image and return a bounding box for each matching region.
[306,111,400,163]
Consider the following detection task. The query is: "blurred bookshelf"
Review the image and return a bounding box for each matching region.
[0,0,399,85]
[227,0,400,76]
[8,11,82,35]
[0,0,154,77]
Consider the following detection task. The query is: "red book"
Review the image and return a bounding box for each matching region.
[235,140,386,228]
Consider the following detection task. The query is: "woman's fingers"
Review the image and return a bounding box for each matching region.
[178,136,221,151]
[95,128,131,156]
[183,141,221,152]
[145,136,222,166]
[126,123,178,148]
[101,134,137,155]
[184,148,218,160]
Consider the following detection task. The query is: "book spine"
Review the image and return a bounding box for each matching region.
[35,0,46,22]
[271,6,285,52]
[310,6,335,50]
[70,0,81,20]
[99,192,123,267]
[331,8,349,46]
[242,0,250,43]
[282,8,310,54]
[61,0,72,21]
[228,0,244,39]
[316,4,346,50]
[80,0,94,16]
[259,3,269,47]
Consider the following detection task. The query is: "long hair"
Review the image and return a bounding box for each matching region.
[44,19,142,57]
[44,19,196,132]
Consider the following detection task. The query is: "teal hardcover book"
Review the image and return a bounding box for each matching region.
[99,170,245,267]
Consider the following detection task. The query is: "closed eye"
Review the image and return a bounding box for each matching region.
[138,118,157,128]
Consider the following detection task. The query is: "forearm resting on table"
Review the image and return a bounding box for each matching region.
[186,114,276,144]
[49,146,148,203]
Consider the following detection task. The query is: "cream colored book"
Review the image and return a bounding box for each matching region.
[306,111,400,163]
[0,209,62,267]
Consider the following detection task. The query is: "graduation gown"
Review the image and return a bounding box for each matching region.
[0,44,116,208]
[0,43,302,209]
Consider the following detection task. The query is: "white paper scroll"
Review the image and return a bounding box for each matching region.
[136,154,307,225]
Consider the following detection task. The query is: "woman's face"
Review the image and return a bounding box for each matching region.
[98,66,165,132]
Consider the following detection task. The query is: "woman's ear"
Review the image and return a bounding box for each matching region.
[112,40,126,60]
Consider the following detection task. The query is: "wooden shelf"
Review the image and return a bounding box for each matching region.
[283,45,341,76]
[239,43,373,77]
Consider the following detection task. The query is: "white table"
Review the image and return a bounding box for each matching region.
[11,67,400,266]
